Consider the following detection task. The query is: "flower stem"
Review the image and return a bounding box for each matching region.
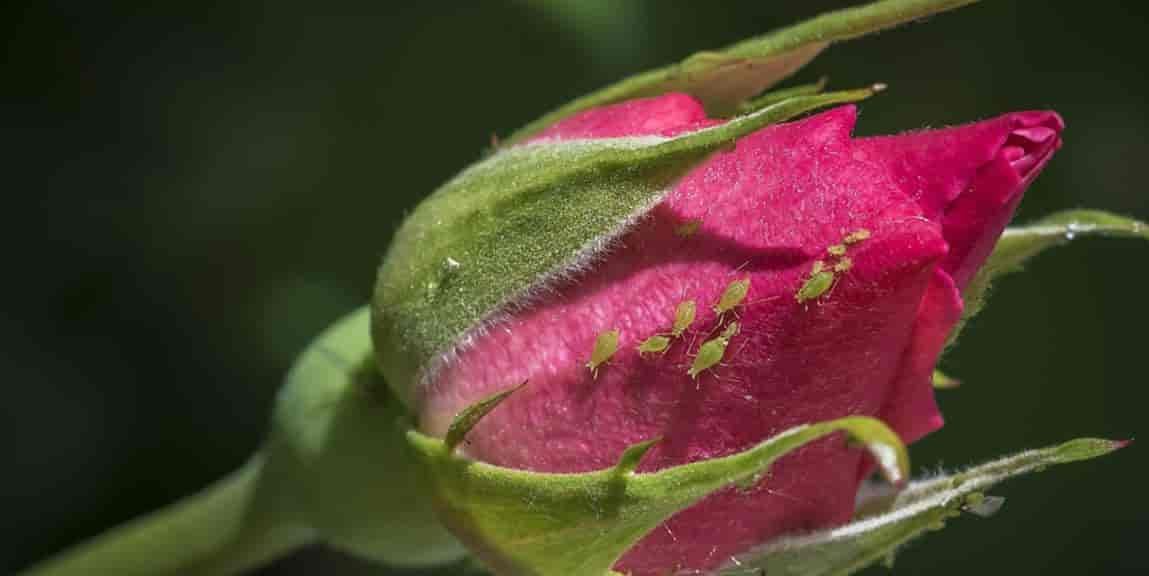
[22,453,313,576]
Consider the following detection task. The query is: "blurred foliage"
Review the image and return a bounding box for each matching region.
[3,1,1147,574]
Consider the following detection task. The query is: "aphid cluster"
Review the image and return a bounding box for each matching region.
[588,227,872,380]
[636,299,698,357]
[795,228,869,304]
[586,277,754,381]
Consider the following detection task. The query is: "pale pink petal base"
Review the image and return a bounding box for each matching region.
[422,96,1063,574]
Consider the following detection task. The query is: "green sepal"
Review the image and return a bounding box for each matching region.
[406,415,908,576]
[736,77,828,115]
[506,0,979,144]
[374,87,881,401]
[723,438,1127,575]
[445,381,528,451]
[952,210,1149,345]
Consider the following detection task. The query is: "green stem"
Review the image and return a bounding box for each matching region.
[23,453,314,576]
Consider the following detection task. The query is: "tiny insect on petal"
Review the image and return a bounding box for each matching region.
[714,278,751,316]
[827,244,847,257]
[674,219,702,238]
[796,270,835,303]
[833,256,853,273]
[672,300,697,337]
[688,321,738,379]
[810,260,826,275]
[688,337,728,379]
[637,334,671,356]
[586,329,620,378]
[843,228,872,245]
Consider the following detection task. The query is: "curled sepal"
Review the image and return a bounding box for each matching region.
[374,87,881,400]
[953,210,1149,344]
[445,381,528,451]
[506,0,978,143]
[720,438,1128,576]
[406,416,907,576]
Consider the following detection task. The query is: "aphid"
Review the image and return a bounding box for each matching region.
[827,244,847,257]
[688,321,739,379]
[636,334,671,357]
[795,270,835,303]
[586,329,620,378]
[713,278,751,317]
[833,256,853,273]
[674,219,702,238]
[671,300,697,337]
[810,260,826,275]
[962,493,1006,518]
[843,228,872,245]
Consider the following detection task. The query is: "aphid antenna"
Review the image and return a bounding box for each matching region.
[742,294,781,308]
[730,338,753,361]
[716,308,742,324]
[686,329,703,355]
[762,486,810,504]
[697,318,725,343]
[710,371,747,386]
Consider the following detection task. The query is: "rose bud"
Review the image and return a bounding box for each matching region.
[375,88,1061,574]
[370,1,1141,571]
[19,4,1143,576]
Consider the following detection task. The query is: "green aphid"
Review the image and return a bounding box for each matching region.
[637,334,671,357]
[827,244,847,257]
[688,321,739,379]
[586,329,620,378]
[713,278,751,317]
[795,270,835,303]
[671,300,697,337]
[674,219,702,238]
[843,228,872,245]
[833,256,853,273]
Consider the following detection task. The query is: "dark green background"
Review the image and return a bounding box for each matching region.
[4,1,1146,574]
